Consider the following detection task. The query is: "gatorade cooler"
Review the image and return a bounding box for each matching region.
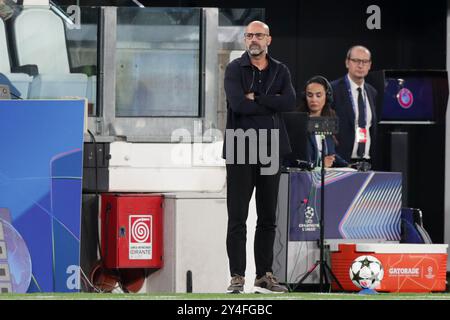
[100,194,163,269]
[330,243,448,292]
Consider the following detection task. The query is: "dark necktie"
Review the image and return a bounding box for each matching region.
[357,87,366,158]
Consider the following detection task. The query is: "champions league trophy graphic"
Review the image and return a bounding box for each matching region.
[0,209,32,293]
[0,218,12,293]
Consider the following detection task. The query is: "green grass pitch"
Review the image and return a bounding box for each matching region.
[0,292,450,300]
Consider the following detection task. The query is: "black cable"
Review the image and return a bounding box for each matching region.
[292,169,324,291]
[10,91,23,99]
[87,129,99,199]
[84,135,122,291]
[273,188,286,284]
[85,129,112,293]
[290,169,317,291]
[87,129,102,263]
[85,130,99,290]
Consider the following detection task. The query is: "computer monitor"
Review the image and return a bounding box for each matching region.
[369,70,448,125]
[381,76,435,124]
[282,112,309,164]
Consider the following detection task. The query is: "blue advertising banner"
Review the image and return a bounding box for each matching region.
[0,100,85,293]
[289,170,402,241]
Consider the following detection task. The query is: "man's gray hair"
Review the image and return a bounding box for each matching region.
[346,45,372,59]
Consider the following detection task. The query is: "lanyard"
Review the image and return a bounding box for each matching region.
[344,76,368,125]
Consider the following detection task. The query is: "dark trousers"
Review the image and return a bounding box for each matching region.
[226,163,281,278]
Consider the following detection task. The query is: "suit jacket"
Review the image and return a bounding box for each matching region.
[330,76,377,163]
[307,134,348,168]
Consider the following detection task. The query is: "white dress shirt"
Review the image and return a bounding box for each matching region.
[347,74,372,159]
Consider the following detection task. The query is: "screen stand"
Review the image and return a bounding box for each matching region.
[390,131,408,206]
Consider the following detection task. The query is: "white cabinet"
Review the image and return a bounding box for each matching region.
[145,192,257,293]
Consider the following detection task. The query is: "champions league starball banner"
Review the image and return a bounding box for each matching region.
[0,100,85,293]
[289,170,402,241]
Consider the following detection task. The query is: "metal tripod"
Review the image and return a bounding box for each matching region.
[296,119,343,292]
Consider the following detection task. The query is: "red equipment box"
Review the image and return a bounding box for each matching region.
[100,194,163,269]
[331,243,448,292]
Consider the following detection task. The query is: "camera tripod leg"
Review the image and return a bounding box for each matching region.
[296,261,320,286]
[323,262,344,290]
[321,263,329,286]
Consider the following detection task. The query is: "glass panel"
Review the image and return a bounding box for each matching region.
[63,5,99,116]
[116,7,201,117]
[2,3,98,115]
[218,8,264,49]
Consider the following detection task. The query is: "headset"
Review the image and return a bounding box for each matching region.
[302,75,334,106]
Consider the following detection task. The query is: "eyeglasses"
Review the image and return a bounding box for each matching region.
[244,32,269,40]
[348,58,371,65]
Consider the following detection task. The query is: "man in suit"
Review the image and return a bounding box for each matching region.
[331,45,377,165]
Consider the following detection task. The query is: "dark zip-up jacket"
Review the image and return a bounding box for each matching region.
[222,51,296,159]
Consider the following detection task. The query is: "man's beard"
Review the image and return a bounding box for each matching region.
[247,44,264,56]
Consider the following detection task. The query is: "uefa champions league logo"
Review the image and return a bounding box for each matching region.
[298,205,319,232]
[304,206,315,221]
[397,88,414,109]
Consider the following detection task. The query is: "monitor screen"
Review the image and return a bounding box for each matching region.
[380,77,434,124]
[282,112,308,163]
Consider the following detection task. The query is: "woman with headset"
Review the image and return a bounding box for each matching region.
[299,76,348,168]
